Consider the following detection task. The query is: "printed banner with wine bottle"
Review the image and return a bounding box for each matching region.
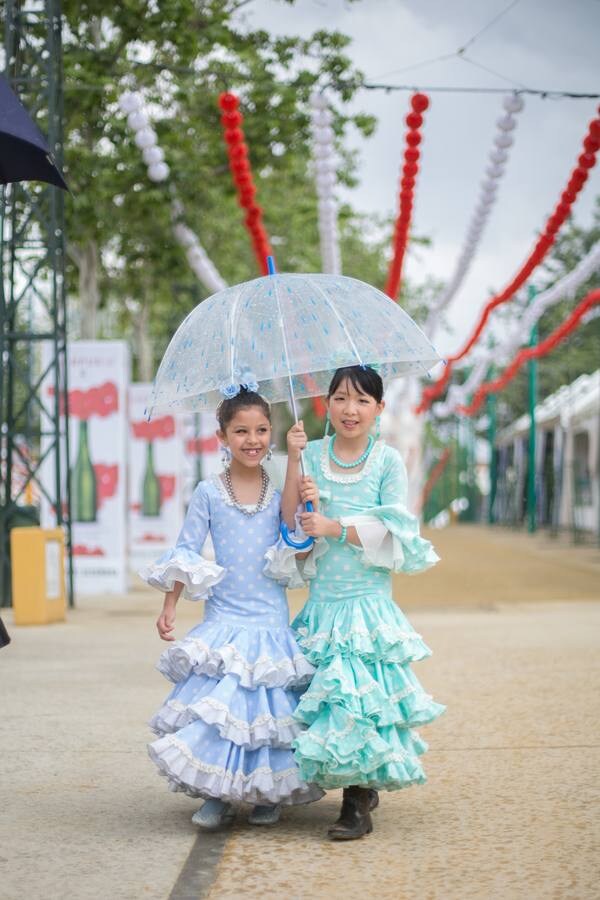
[40,341,130,594]
[128,383,184,572]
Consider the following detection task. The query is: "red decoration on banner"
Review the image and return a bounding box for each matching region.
[218,92,273,275]
[94,464,119,507]
[384,93,430,301]
[48,382,119,419]
[417,112,600,414]
[131,416,175,440]
[458,288,600,417]
[185,435,220,455]
[158,475,176,502]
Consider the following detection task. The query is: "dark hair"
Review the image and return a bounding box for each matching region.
[327,366,383,403]
[216,388,271,431]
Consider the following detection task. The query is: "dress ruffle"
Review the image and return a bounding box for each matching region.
[293,593,432,665]
[150,671,303,748]
[263,518,329,588]
[157,619,315,689]
[149,618,322,805]
[291,595,445,791]
[343,503,439,575]
[139,547,226,601]
[149,729,323,805]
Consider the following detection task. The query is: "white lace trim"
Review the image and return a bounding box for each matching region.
[303,683,418,704]
[318,436,385,484]
[303,725,411,763]
[164,735,299,782]
[180,636,308,674]
[296,624,423,647]
[210,472,276,513]
[166,698,297,731]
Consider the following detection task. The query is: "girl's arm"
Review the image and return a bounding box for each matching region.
[281,421,307,528]
[156,582,183,641]
[298,511,362,546]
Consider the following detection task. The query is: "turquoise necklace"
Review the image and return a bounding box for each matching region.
[328,434,375,469]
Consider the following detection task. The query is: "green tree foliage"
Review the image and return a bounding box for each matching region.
[60,1,380,373]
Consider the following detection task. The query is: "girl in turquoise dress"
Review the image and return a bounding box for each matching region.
[273,365,445,840]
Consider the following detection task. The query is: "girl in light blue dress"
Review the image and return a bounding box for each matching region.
[140,388,322,830]
[274,365,445,840]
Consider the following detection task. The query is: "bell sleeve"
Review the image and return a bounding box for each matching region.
[340,447,439,574]
[138,482,226,600]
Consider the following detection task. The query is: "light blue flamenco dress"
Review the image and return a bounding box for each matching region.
[268,438,446,791]
[139,474,322,806]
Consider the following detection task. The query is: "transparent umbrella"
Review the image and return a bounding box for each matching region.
[148,259,440,418]
[148,258,441,547]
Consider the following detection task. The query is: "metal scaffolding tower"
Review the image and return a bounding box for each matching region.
[1,0,73,606]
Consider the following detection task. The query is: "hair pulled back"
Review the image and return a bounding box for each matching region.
[327,366,383,403]
[216,387,271,432]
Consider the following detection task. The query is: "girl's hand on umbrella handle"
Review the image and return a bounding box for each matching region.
[286,420,307,462]
[300,476,319,510]
[298,511,334,538]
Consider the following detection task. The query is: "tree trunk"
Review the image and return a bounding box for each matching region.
[68,240,100,339]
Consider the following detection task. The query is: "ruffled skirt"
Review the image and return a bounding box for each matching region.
[148,618,323,805]
[291,592,445,790]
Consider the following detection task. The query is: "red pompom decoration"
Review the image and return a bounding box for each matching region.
[406,112,423,130]
[405,147,420,163]
[403,162,419,177]
[583,135,600,154]
[224,128,244,145]
[411,92,429,113]
[220,111,243,129]
[230,143,249,160]
[219,92,239,112]
[589,119,600,141]
[578,152,596,170]
[406,131,422,147]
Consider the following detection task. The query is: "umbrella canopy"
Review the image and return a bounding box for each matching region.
[148,271,440,416]
[0,74,68,190]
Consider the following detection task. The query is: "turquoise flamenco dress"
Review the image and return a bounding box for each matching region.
[268,438,445,791]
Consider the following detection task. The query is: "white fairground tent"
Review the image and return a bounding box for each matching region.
[494,370,600,535]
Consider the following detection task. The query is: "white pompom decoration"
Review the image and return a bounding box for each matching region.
[426,92,525,339]
[134,127,157,150]
[148,162,170,182]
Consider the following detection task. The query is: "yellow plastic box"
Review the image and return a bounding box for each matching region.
[10,527,66,625]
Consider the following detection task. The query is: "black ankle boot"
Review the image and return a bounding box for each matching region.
[327,786,373,840]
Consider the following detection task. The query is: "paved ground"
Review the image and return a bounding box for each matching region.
[1,525,599,900]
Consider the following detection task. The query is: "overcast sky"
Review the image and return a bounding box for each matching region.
[239,0,600,355]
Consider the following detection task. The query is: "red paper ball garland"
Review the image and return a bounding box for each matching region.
[457,289,600,417]
[384,93,430,300]
[417,111,600,414]
[218,92,273,275]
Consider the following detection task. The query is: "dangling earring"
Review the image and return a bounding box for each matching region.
[266,447,273,461]
[221,445,232,468]
[375,416,381,440]
[324,412,331,437]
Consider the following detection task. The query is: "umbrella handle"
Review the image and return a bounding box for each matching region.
[280,500,315,549]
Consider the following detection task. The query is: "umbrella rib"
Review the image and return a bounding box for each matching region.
[228,285,245,386]
[307,278,365,367]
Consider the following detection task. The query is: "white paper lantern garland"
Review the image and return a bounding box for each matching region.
[118,90,227,294]
[310,93,341,275]
[426,93,525,337]
[432,237,600,417]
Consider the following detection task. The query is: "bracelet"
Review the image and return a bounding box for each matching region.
[337,524,347,544]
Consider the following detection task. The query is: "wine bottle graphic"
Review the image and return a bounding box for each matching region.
[142,441,161,517]
[71,419,97,522]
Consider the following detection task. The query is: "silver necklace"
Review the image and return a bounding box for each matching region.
[223,465,270,516]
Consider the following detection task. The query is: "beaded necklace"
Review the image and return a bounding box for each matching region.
[328,434,375,469]
[223,465,270,515]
